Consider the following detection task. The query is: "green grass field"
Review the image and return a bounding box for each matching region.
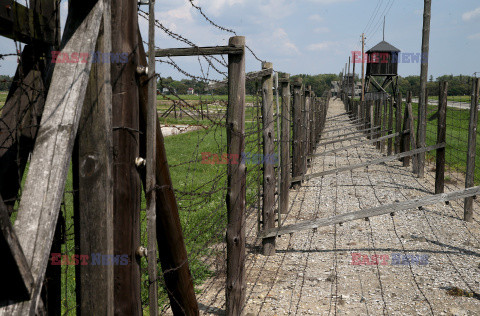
[428,95,471,103]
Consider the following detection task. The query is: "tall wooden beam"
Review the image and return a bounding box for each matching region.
[279,74,290,215]
[435,81,448,194]
[292,78,303,181]
[417,0,432,178]
[261,62,275,256]
[464,78,480,222]
[226,36,246,316]
[73,2,114,314]
[111,0,141,313]
[146,0,158,314]
[0,3,104,314]
[137,31,199,315]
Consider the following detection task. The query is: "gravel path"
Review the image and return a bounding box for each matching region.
[196,98,480,316]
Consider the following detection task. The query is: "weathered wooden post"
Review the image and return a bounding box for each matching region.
[381,97,388,152]
[375,99,381,149]
[417,0,432,179]
[226,36,246,314]
[464,78,480,222]
[387,96,394,155]
[280,74,291,215]
[310,90,316,154]
[305,86,311,158]
[146,0,158,314]
[395,93,403,154]
[292,78,303,183]
[261,62,276,255]
[140,32,199,315]
[401,92,412,166]
[435,81,448,194]
[73,3,114,314]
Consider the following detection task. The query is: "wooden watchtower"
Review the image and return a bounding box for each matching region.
[364,40,400,100]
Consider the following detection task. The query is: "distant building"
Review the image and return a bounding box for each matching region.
[187,87,194,95]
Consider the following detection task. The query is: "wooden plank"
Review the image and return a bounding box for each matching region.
[1,3,104,315]
[137,30,199,315]
[395,93,403,154]
[407,97,419,172]
[292,143,444,183]
[261,62,276,256]
[155,45,243,57]
[146,0,158,314]
[226,36,246,316]
[111,0,141,312]
[464,78,480,222]
[73,20,113,316]
[280,74,290,215]
[381,99,387,152]
[317,128,389,147]
[292,78,303,180]
[72,5,114,314]
[309,90,316,154]
[401,92,412,166]
[387,96,394,155]
[318,125,382,142]
[261,185,480,238]
[0,196,33,303]
[311,131,406,157]
[0,0,55,45]
[435,81,448,194]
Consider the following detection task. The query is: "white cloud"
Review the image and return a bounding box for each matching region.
[462,7,480,21]
[308,14,323,22]
[197,0,245,16]
[313,27,330,33]
[308,0,356,3]
[468,33,480,40]
[307,41,339,51]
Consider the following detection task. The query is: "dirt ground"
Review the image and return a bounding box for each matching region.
[194,98,480,316]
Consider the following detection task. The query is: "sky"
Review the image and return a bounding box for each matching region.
[0,0,479,81]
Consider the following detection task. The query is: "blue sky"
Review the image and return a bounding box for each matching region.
[1,0,479,80]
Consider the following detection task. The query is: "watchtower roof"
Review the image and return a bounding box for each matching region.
[366,40,400,53]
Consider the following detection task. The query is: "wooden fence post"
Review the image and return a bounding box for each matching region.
[387,96,394,155]
[280,74,290,215]
[366,100,373,137]
[395,93,403,154]
[73,5,114,314]
[137,31,199,315]
[464,78,480,222]
[310,90,316,154]
[374,100,381,146]
[261,62,276,255]
[305,86,311,158]
[435,81,448,194]
[226,35,246,315]
[401,92,412,166]
[381,97,388,152]
[292,78,303,182]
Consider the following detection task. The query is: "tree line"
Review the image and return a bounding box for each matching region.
[1,73,476,97]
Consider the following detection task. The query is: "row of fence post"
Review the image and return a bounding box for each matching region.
[339,78,480,223]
